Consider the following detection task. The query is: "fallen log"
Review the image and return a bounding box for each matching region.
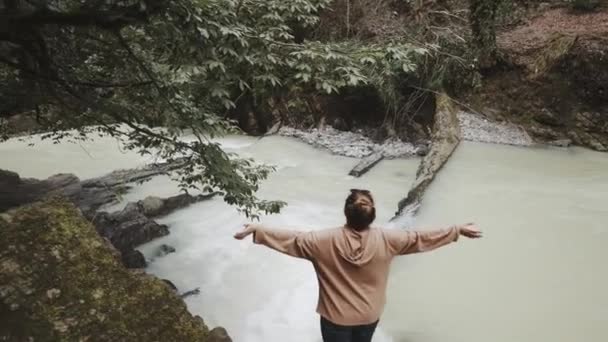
[348,152,384,177]
[393,92,462,220]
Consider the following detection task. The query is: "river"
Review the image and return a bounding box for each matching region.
[1,134,607,342]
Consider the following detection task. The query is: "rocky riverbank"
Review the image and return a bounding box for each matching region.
[275,109,534,160]
[278,126,420,159]
[0,199,229,342]
[0,165,232,340]
[0,165,217,269]
[457,111,533,146]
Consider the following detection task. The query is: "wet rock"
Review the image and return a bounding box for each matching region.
[91,192,214,268]
[121,249,147,269]
[527,125,560,140]
[138,196,165,216]
[571,111,608,151]
[586,136,607,151]
[569,126,608,152]
[156,244,177,257]
[0,170,81,212]
[91,208,169,256]
[208,327,232,342]
[575,111,599,129]
[415,145,430,156]
[548,138,572,147]
[0,199,229,341]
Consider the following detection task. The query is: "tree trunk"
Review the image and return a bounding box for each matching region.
[469,0,499,70]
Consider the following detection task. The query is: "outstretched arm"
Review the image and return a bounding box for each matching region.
[234,223,317,259]
[385,223,481,255]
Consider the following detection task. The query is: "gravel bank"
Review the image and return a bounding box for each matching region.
[278,127,419,159]
[457,111,533,146]
[277,112,532,159]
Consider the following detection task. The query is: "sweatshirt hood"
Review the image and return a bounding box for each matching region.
[335,226,376,266]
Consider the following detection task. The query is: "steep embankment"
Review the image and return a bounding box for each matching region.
[468,6,608,151]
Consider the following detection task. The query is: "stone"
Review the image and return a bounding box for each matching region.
[415,145,430,156]
[527,125,560,139]
[139,196,165,216]
[534,109,564,126]
[575,112,595,129]
[121,249,147,269]
[588,139,607,152]
[0,170,80,212]
[91,209,169,255]
[208,327,232,342]
[548,139,572,147]
[156,244,176,257]
[573,130,608,152]
[88,192,214,268]
[46,289,61,300]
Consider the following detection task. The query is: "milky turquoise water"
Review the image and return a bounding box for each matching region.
[2,134,607,342]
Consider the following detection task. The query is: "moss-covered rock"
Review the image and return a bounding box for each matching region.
[0,198,226,342]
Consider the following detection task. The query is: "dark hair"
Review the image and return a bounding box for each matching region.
[344,189,376,231]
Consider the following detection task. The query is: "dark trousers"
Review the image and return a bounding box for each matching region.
[320,316,379,342]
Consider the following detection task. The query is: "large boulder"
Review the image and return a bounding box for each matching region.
[0,198,230,341]
[0,170,82,212]
[92,207,170,254]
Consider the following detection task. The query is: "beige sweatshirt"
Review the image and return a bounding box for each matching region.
[253,225,460,326]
